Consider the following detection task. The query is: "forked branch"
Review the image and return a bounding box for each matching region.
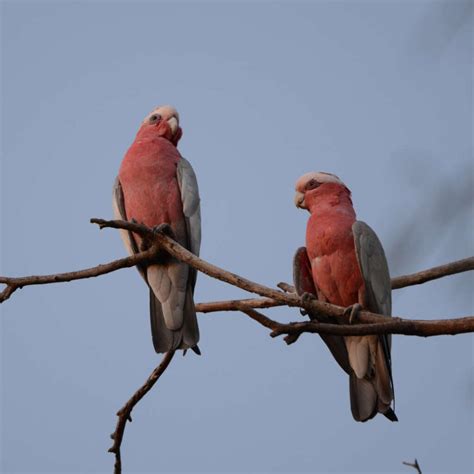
[108,350,175,474]
[1,218,472,474]
[1,218,473,338]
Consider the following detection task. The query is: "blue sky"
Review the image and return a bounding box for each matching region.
[1,1,473,473]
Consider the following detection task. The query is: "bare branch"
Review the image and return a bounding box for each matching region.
[195,256,474,314]
[223,306,474,341]
[0,247,158,303]
[403,458,422,474]
[90,220,474,335]
[277,282,296,293]
[196,298,282,313]
[391,256,474,289]
[108,351,175,474]
[0,218,472,338]
[0,217,472,473]
[269,314,474,340]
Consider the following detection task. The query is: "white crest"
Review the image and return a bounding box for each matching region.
[295,171,344,191]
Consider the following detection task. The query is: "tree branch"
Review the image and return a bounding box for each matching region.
[0,246,158,303]
[1,217,472,473]
[392,256,474,289]
[225,307,473,343]
[196,256,474,314]
[1,218,473,339]
[269,314,474,340]
[403,458,422,474]
[196,297,282,313]
[108,350,175,474]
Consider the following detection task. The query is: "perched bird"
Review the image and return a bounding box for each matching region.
[293,172,397,422]
[113,105,201,354]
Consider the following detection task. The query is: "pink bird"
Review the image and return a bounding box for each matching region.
[293,172,397,422]
[113,105,201,354]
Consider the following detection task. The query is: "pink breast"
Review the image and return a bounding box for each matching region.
[307,215,364,307]
[119,138,185,230]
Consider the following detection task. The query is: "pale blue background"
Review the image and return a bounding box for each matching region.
[1,1,473,473]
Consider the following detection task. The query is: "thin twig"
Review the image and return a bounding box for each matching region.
[403,458,422,474]
[0,217,472,473]
[392,257,473,289]
[196,297,282,313]
[109,350,175,474]
[1,218,473,338]
[0,247,158,303]
[197,256,474,314]
[277,282,296,293]
[269,314,474,339]
[230,307,474,340]
[90,219,474,334]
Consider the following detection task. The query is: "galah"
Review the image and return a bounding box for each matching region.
[293,172,397,422]
[113,105,201,354]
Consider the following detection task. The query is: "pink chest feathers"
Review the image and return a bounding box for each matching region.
[119,137,184,228]
[306,214,365,307]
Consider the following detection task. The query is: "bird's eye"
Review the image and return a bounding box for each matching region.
[306,179,320,190]
[149,114,161,124]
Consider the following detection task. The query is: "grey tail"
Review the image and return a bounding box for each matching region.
[349,374,398,422]
[149,288,200,354]
[383,407,398,422]
[349,336,397,422]
[349,374,378,422]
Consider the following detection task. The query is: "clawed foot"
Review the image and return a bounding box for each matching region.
[302,292,316,303]
[300,292,316,317]
[152,223,174,238]
[343,303,362,324]
[138,222,175,251]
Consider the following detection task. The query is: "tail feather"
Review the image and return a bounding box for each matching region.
[149,288,200,353]
[181,287,200,349]
[350,375,378,422]
[375,340,393,405]
[149,290,181,353]
[348,337,397,422]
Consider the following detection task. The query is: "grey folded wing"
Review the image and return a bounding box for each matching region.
[176,157,201,290]
[112,177,145,278]
[352,220,394,382]
[352,221,391,318]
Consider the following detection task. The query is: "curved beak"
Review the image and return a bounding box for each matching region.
[294,191,306,209]
[167,116,179,136]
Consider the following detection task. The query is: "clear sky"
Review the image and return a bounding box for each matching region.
[1,1,473,473]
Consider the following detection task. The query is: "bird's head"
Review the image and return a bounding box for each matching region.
[294,171,349,211]
[139,105,182,145]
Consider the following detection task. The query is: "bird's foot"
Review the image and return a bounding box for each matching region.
[301,292,316,303]
[300,292,317,317]
[152,223,175,238]
[343,303,362,324]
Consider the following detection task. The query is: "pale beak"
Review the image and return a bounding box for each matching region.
[167,116,179,136]
[294,191,306,209]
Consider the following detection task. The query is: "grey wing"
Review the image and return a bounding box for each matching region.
[176,157,201,290]
[112,177,146,278]
[113,175,199,352]
[352,221,391,317]
[352,220,395,403]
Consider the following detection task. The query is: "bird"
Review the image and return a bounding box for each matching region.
[113,105,201,354]
[293,171,397,422]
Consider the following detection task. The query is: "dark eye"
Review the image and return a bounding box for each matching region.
[306,179,320,190]
[149,114,161,124]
